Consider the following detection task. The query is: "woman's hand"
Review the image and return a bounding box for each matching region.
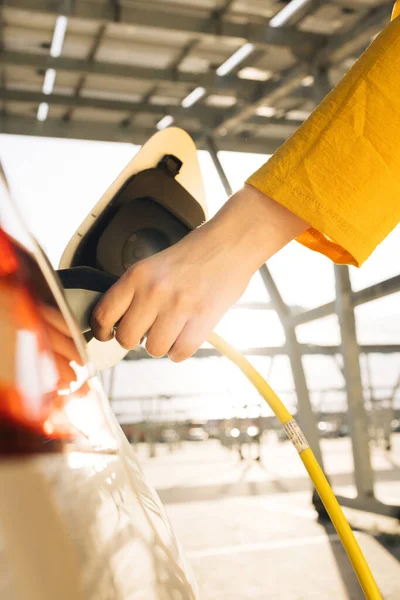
[91,186,308,362]
[39,303,84,388]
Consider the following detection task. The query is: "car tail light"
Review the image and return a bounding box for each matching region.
[0,228,76,454]
[0,227,18,276]
[0,226,117,455]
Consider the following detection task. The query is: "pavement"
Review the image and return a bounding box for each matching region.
[138,434,400,599]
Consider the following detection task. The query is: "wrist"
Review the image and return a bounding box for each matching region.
[203,185,309,274]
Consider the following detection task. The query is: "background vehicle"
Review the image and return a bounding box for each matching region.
[160,428,180,444]
[186,427,209,442]
[0,167,197,599]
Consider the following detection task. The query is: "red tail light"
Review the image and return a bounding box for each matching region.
[0,228,75,454]
[0,228,18,276]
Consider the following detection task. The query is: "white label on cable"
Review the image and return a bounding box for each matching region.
[283,419,309,453]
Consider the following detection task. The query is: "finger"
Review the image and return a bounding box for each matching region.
[115,295,159,350]
[40,304,72,337]
[46,325,82,365]
[40,304,84,365]
[91,274,135,342]
[145,310,188,358]
[168,315,217,363]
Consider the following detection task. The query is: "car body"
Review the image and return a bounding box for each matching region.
[0,167,197,599]
[186,427,209,442]
[160,429,180,444]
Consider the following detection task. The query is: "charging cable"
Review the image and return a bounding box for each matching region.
[208,332,382,600]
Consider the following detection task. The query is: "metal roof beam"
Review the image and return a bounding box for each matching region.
[0,114,284,154]
[353,274,400,305]
[124,343,400,360]
[213,4,393,135]
[124,38,199,127]
[290,274,400,327]
[0,50,260,101]
[111,381,400,401]
[0,88,304,129]
[0,88,224,126]
[199,135,282,155]
[4,0,324,56]
[0,113,156,144]
[316,2,393,65]
[63,22,108,122]
[214,64,309,135]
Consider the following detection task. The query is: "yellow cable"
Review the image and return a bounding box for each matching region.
[208,332,382,600]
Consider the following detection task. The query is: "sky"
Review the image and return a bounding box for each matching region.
[0,133,399,419]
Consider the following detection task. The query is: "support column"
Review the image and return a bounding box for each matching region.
[313,66,332,105]
[259,266,324,468]
[205,135,324,469]
[334,265,374,497]
[205,135,233,196]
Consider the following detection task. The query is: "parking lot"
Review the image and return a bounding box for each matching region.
[140,436,400,599]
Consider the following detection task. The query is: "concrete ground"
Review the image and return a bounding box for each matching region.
[139,434,400,599]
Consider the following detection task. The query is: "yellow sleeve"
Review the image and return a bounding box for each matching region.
[246,12,400,267]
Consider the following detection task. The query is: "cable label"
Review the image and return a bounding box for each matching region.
[283,419,309,453]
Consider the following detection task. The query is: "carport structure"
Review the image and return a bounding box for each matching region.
[1,0,399,519]
[0,0,394,149]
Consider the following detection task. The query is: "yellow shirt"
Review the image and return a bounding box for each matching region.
[246,2,400,266]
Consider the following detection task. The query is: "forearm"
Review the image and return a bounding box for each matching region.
[197,184,309,275]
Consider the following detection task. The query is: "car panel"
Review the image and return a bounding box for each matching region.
[0,167,197,599]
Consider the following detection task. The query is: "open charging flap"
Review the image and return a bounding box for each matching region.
[57,127,207,370]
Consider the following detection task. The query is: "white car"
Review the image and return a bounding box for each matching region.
[0,129,206,600]
[186,427,209,442]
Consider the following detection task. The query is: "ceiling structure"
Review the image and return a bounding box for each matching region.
[2,3,400,508]
[0,0,395,152]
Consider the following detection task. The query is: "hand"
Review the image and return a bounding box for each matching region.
[91,229,251,362]
[39,303,84,388]
[91,186,308,362]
